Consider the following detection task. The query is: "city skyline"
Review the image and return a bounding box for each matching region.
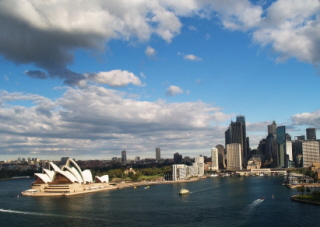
[1,0,320,160]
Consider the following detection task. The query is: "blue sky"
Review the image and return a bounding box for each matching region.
[0,0,320,161]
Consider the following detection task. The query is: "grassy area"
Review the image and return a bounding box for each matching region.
[295,194,320,202]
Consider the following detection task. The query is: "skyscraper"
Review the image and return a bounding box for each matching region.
[121,150,127,162]
[276,126,286,168]
[211,147,219,171]
[306,128,316,140]
[215,144,226,169]
[302,140,320,167]
[225,115,248,167]
[174,152,182,164]
[268,121,277,136]
[226,143,242,170]
[156,147,161,161]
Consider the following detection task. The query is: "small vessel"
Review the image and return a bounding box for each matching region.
[260,197,265,200]
[134,186,137,189]
[224,173,230,177]
[144,186,150,189]
[179,188,190,195]
[210,174,218,177]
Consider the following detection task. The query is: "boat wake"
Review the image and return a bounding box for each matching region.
[241,199,264,215]
[0,208,107,221]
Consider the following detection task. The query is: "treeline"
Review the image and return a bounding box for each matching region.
[91,165,172,182]
[0,169,39,180]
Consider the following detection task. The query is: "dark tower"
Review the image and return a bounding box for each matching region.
[306,128,316,140]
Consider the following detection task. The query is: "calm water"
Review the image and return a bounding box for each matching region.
[1,176,319,227]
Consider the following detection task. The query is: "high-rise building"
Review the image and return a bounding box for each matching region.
[156,147,161,161]
[226,143,242,170]
[215,144,226,169]
[61,157,69,165]
[211,148,219,171]
[121,150,127,162]
[268,121,277,137]
[306,128,317,140]
[302,140,320,167]
[225,115,247,167]
[194,156,205,176]
[276,126,287,168]
[174,152,182,164]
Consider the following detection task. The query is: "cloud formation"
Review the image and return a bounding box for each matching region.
[85,70,144,87]
[166,85,184,96]
[0,0,319,86]
[145,46,156,57]
[0,87,231,157]
[184,54,202,61]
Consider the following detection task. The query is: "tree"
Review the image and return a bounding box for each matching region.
[297,185,305,195]
[306,187,311,195]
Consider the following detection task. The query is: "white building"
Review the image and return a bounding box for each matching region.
[226,143,242,170]
[211,148,219,171]
[172,164,187,181]
[286,140,293,161]
[172,157,205,181]
[302,140,320,167]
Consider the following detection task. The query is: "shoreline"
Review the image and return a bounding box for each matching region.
[291,195,320,206]
[21,178,200,197]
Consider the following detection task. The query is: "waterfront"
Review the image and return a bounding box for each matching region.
[1,176,320,227]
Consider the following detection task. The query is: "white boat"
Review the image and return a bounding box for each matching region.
[224,173,230,177]
[210,174,218,177]
[259,173,264,176]
[179,188,189,195]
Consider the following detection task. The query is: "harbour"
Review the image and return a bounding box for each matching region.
[2,176,320,226]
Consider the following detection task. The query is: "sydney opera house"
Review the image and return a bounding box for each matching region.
[22,158,115,196]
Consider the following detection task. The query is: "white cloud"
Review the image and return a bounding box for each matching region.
[85,70,145,87]
[184,54,202,61]
[145,46,156,57]
[0,87,231,157]
[252,0,320,65]
[291,110,320,127]
[189,25,197,31]
[166,85,184,96]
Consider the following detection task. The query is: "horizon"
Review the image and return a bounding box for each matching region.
[1,0,320,160]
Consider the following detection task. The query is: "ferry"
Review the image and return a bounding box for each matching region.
[179,188,190,195]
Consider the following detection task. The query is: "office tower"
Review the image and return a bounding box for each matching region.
[216,144,226,169]
[286,140,293,166]
[276,126,286,168]
[302,140,320,167]
[211,148,219,171]
[268,121,277,136]
[61,157,69,165]
[174,152,182,164]
[296,135,305,141]
[265,133,277,167]
[226,143,242,170]
[121,150,127,162]
[194,156,205,176]
[236,115,248,162]
[135,156,140,162]
[156,148,161,161]
[306,128,316,140]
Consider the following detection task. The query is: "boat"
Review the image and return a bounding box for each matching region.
[224,173,230,177]
[210,174,218,177]
[144,186,150,189]
[260,197,265,200]
[179,188,190,195]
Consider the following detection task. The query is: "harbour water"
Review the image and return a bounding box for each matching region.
[1,176,319,227]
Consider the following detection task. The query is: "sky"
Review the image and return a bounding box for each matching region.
[1,0,320,161]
